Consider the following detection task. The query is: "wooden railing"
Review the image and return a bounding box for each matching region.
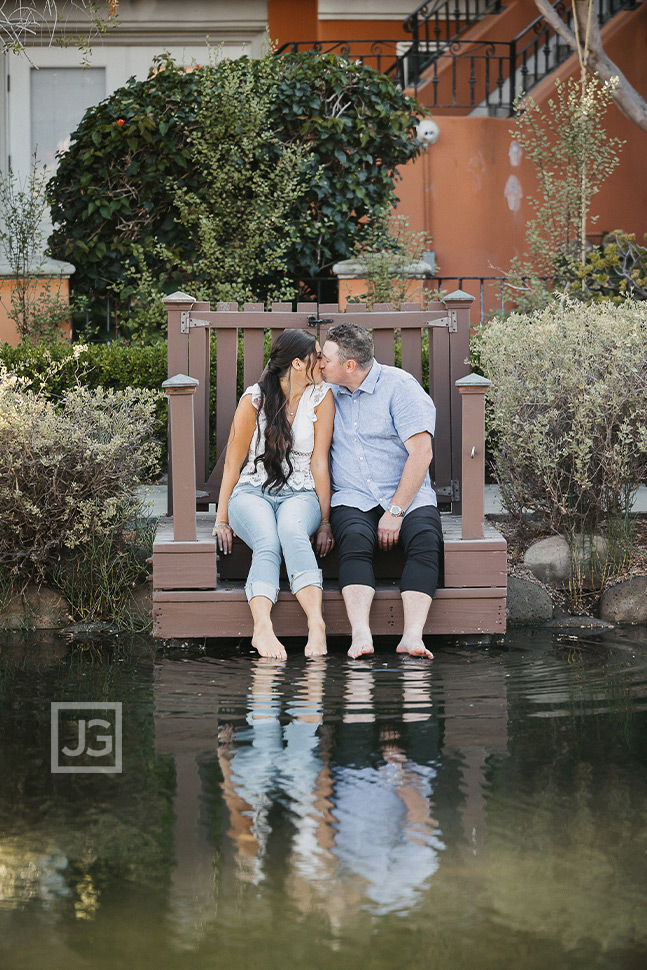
[162,290,483,526]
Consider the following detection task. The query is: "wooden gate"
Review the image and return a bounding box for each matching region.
[164,290,474,515]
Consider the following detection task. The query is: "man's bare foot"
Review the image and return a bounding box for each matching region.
[395,637,433,659]
[305,621,327,657]
[348,634,374,659]
[251,626,287,660]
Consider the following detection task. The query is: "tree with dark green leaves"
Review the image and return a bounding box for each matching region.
[47,51,421,336]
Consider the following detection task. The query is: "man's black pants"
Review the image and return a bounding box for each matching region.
[330,505,443,596]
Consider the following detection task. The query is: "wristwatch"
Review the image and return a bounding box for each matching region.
[388,504,405,517]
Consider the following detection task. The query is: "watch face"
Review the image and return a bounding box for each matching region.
[389,505,404,517]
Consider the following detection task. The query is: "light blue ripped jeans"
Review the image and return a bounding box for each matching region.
[228,482,323,603]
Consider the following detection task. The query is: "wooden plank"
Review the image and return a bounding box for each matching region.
[373,326,395,366]
[188,320,210,490]
[182,310,451,330]
[243,327,266,391]
[155,585,506,603]
[215,327,239,467]
[443,550,507,588]
[153,550,218,590]
[400,326,423,384]
[153,584,506,638]
[448,301,472,515]
[217,544,507,589]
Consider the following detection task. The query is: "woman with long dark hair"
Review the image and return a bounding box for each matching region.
[212,329,334,659]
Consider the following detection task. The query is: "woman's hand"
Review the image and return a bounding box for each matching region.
[315,522,334,558]
[212,522,234,555]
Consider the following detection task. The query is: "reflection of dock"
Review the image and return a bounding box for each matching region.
[154,660,221,946]
[153,655,509,932]
[440,661,509,854]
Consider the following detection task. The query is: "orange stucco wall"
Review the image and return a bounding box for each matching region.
[268,0,318,45]
[268,1,410,46]
[395,115,536,309]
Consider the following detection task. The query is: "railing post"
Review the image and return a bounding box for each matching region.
[456,374,491,540]
[163,374,200,543]
[163,291,196,516]
[443,289,474,515]
[508,38,517,112]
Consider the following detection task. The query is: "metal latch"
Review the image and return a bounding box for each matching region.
[308,314,334,328]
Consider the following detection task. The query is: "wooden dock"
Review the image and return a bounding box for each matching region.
[152,291,507,640]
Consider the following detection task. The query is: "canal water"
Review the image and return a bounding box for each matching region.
[1,628,646,970]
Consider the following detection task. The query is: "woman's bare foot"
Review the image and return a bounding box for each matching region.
[251,623,287,660]
[305,620,327,657]
[348,631,374,659]
[395,637,433,659]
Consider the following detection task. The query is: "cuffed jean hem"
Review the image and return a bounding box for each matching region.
[290,568,323,595]
[244,580,279,604]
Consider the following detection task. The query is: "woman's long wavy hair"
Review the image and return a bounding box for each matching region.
[254,329,318,492]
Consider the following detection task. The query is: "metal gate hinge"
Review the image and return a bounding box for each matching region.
[180,312,211,334]
[428,309,457,332]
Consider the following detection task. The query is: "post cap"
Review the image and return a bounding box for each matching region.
[456,373,491,389]
[162,291,196,305]
[162,374,199,390]
[443,289,475,304]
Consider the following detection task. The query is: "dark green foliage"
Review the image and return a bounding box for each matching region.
[47,52,421,309]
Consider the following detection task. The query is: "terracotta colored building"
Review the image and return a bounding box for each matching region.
[270,0,647,314]
[2,0,645,325]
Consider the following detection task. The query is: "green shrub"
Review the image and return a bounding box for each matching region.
[478,300,647,535]
[0,339,169,456]
[46,52,421,320]
[0,364,161,587]
[51,515,156,631]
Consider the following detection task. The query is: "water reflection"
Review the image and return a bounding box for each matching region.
[1,630,647,969]
[153,649,510,943]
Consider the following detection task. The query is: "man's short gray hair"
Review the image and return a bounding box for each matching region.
[326,323,374,369]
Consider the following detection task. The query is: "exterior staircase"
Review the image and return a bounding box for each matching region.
[275,0,639,114]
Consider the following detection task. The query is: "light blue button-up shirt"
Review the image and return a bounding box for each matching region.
[329,361,437,513]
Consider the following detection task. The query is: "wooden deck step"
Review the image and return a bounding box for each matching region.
[152,514,507,638]
[152,581,506,639]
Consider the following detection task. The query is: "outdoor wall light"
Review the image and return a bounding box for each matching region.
[416,119,440,145]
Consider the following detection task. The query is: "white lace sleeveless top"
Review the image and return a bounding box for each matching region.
[237,381,331,491]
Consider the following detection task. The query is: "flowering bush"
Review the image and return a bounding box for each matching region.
[478,300,647,535]
[0,363,160,585]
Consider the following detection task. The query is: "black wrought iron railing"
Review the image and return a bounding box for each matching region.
[422,0,637,112]
[275,0,638,110]
[274,39,406,86]
[402,0,502,83]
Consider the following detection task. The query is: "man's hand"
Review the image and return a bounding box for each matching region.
[378,511,402,550]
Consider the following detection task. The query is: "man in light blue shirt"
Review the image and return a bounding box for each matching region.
[319,323,443,660]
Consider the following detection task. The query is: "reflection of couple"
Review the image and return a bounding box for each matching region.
[212,324,443,660]
[216,661,443,917]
